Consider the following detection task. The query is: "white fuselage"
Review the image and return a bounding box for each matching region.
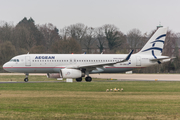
[3,53,161,74]
[2,27,170,82]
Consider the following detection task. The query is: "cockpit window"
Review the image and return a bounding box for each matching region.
[10,59,19,62]
[10,59,16,62]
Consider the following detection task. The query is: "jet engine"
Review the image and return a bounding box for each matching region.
[60,69,84,78]
[47,73,62,78]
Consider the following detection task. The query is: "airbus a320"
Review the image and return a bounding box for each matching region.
[3,27,171,82]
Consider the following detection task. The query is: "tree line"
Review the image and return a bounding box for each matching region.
[0,17,180,73]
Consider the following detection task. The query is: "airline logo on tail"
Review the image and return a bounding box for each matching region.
[142,34,166,58]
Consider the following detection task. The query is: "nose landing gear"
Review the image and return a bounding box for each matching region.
[24,78,28,82]
[24,73,29,82]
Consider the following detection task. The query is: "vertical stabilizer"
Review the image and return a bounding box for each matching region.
[137,27,167,58]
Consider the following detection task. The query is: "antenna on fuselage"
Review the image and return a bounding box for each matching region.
[27,52,29,54]
[101,52,103,54]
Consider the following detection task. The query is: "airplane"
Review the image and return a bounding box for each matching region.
[3,27,171,82]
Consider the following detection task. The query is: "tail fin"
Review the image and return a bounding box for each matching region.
[138,27,167,57]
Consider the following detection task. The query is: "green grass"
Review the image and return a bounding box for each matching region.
[0,75,55,82]
[0,76,180,119]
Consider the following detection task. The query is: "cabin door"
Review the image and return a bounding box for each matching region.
[25,56,31,66]
[136,56,141,66]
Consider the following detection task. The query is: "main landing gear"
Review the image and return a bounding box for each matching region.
[75,76,92,82]
[85,76,92,82]
[24,73,29,82]
[76,77,82,82]
[84,71,92,82]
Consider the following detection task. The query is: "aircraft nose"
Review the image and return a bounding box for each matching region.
[3,62,9,71]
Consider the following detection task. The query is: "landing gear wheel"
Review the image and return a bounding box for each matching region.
[24,73,29,82]
[24,78,28,82]
[76,77,82,82]
[85,76,92,82]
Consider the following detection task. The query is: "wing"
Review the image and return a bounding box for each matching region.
[66,50,134,69]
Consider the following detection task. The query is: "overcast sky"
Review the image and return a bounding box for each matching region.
[0,0,180,34]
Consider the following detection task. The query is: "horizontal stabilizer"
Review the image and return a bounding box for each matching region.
[150,57,175,62]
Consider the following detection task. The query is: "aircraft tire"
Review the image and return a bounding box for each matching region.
[76,77,82,82]
[85,76,92,82]
[24,78,28,82]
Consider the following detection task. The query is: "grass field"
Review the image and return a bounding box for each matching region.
[0,75,180,119]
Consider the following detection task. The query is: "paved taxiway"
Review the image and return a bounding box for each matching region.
[0,73,180,83]
[91,74,180,81]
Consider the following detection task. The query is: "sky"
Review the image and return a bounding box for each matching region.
[0,0,180,34]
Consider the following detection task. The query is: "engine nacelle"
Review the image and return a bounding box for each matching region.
[47,73,62,78]
[60,69,83,78]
